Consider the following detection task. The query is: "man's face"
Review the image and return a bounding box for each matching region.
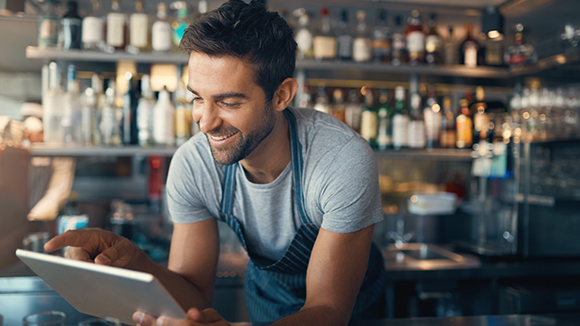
[188,53,276,165]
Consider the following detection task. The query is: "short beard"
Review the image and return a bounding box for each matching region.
[207,102,276,165]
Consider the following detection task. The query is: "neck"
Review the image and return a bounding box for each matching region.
[240,111,290,184]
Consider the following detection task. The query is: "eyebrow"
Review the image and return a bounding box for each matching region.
[187,86,249,100]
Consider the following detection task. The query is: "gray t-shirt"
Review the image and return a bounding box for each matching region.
[166,107,383,261]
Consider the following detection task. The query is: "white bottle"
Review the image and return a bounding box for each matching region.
[62,64,83,145]
[129,0,149,52]
[137,75,156,147]
[152,2,173,52]
[294,9,313,60]
[153,87,175,145]
[82,0,105,51]
[43,62,65,145]
[392,86,409,150]
[353,10,372,62]
[101,80,120,146]
[407,92,426,148]
[106,0,127,52]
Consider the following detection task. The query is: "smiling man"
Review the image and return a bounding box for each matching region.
[44,1,386,325]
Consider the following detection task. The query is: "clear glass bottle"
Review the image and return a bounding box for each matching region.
[153,86,175,145]
[407,92,425,148]
[152,2,173,52]
[121,73,139,145]
[391,15,408,66]
[345,89,363,133]
[360,89,378,147]
[392,86,409,150]
[406,10,425,66]
[174,82,193,146]
[443,25,458,66]
[38,0,59,48]
[459,23,479,67]
[43,62,64,144]
[372,9,391,63]
[62,64,82,145]
[425,13,442,65]
[376,89,393,150]
[313,7,337,61]
[353,10,372,62]
[92,74,105,146]
[60,1,82,50]
[137,75,156,147]
[81,77,98,146]
[171,1,191,49]
[336,9,353,62]
[82,0,106,51]
[423,85,442,148]
[128,0,150,53]
[294,9,313,60]
[106,0,127,52]
[101,80,121,146]
[313,86,331,114]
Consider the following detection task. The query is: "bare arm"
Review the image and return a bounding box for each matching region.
[271,224,375,326]
[44,218,220,311]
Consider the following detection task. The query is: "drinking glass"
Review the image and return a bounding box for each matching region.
[22,311,66,326]
[78,317,121,326]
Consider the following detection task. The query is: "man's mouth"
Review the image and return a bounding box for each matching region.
[208,131,239,145]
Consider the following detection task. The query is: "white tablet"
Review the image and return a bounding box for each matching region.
[16,249,186,325]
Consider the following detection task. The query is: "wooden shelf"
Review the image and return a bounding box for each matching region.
[29,144,178,157]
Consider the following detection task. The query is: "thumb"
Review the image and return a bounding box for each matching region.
[186,308,222,323]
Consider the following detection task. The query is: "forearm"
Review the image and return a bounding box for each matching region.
[269,305,347,326]
[127,247,212,311]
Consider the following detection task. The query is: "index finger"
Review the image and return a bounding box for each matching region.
[43,229,94,253]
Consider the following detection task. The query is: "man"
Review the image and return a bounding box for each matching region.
[44,1,386,325]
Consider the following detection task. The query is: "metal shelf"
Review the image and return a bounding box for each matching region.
[374,148,473,161]
[26,46,189,64]
[29,144,177,156]
[510,51,580,77]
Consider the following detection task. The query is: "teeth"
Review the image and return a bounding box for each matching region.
[211,133,234,141]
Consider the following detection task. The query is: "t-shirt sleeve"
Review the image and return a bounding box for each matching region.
[165,146,215,224]
[315,137,383,233]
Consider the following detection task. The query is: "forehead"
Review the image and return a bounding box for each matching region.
[187,53,260,95]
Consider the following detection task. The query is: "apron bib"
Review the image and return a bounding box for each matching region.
[218,109,386,323]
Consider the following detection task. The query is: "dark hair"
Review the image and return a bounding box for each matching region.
[180,0,297,103]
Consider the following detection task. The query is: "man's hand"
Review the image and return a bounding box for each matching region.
[44,228,140,269]
[133,308,230,326]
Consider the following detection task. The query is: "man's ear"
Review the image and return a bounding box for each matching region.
[272,78,298,112]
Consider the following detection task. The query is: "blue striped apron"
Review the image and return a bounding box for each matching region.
[218,109,387,324]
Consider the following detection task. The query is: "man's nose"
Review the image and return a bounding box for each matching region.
[194,103,222,134]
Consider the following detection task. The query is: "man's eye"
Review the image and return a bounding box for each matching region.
[221,102,240,108]
[193,97,203,102]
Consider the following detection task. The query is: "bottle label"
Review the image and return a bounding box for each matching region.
[360,110,378,140]
[313,36,337,60]
[456,115,473,148]
[152,21,173,51]
[406,31,425,53]
[130,13,149,48]
[486,42,503,65]
[464,43,478,67]
[39,18,58,40]
[82,17,104,44]
[295,29,313,54]
[337,35,353,59]
[353,38,372,62]
[424,109,441,141]
[107,13,126,47]
[377,117,392,148]
[407,120,425,148]
[425,35,441,53]
[392,114,409,148]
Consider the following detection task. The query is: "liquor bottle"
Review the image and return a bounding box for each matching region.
[38,0,59,48]
[60,1,82,50]
[439,96,456,148]
[376,89,393,150]
[407,92,425,148]
[484,36,504,67]
[171,1,191,49]
[197,0,208,18]
[152,2,173,52]
[128,0,149,53]
[313,7,337,61]
[459,23,479,67]
[101,80,121,146]
[353,10,372,62]
[392,86,409,150]
[336,9,353,62]
[297,83,312,108]
[425,13,442,65]
[62,64,82,144]
[406,10,425,66]
[360,89,378,147]
[137,75,156,147]
[175,82,193,146]
[106,0,127,52]
[153,86,175,145]
[294,9,313,60]
[81,77,97,146]
[372,9,391,63]
[505,24,537,67]
[92,74,105,146]
[391,15,408,66]
[423,85,442,148]
[345,89,363,133]
[82,0,105,51]
[456,99,473,149]
[313,86,331,114]
[43,62,64,144]
[331,89,346,123]
[443,25,457,66]
[122,73,139,145]
[472,86,490,145]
